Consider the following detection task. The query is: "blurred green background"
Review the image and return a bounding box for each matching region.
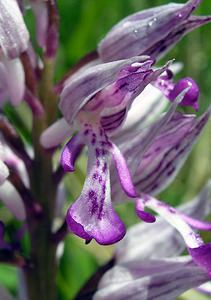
[1,0,211,299]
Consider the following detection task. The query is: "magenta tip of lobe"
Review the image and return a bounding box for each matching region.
[169,77,200,111]
[136,210,156,223]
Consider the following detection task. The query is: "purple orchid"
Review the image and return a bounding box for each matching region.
[109,106,211,271]
[56,54,201,245]
[98,0,211,62]
[94,181,211,300]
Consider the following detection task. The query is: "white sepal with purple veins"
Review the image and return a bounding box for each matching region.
[98,0,211,62]
[94,256,210,300]
[111,107,210,200]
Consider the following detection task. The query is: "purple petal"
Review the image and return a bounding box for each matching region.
[110,142,137,198]
[135,199,156,223]
[141,193,211,274]
[142,194,204,248]
[116,180,211,264]
[0,0,29,58]
[61,134,84,172]
[189,244,211,274]
[94,256,209,300]
[66,127,125,245]
[98,0,203,62]
[168,77,199,110]
[134,109,210,195]
[59,56,149,125]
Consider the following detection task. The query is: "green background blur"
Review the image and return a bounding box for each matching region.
[1,0,211,299]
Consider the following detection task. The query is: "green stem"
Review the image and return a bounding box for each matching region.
[24,58,58,300]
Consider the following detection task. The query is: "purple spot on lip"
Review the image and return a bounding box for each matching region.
[99,129,103,136]
[99,176,102,183]
[95,148,100,157]
[89,190,99,215]
[84,129,89,135]
[89,190,95,198]
[96,160,100,167]
[98,197,105,219]
[102,184,106,194]
[93,172,98,180]
[102,162,107,173]
[91,138,96,145]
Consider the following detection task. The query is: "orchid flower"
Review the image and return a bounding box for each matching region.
[94,181,211,300]
[98,0,211,62]
[0,0,29,106]
[54,52,201,245]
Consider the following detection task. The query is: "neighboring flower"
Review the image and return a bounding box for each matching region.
[57,54,200,245]
[98,0,211,62]
[111,108,211,200]
[94,181,211,300]
[0,139,26,221]
[0,58,25,106]
[0,0,29,106]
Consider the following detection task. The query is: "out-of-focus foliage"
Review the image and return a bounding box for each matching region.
[0,1,211,299]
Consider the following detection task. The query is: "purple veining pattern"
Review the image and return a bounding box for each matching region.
[110,108,210,205]
[98,0,210,62]
[141,15,211,60]
[59,56,149,125]
[66,126,126,245]
[135,110,210,195]
[59,55,170,133]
